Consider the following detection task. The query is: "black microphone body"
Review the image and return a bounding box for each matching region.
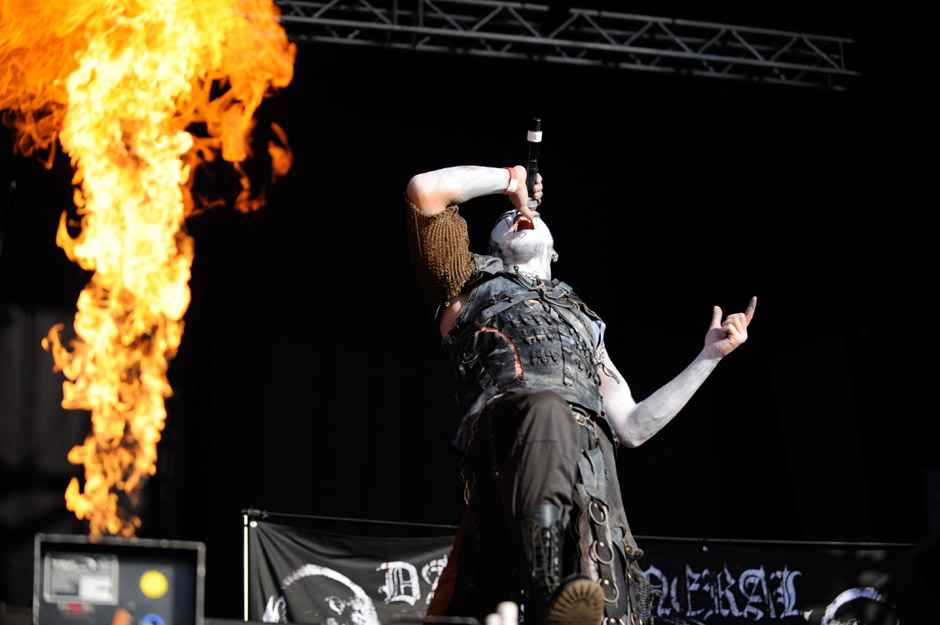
[525,117,541,210]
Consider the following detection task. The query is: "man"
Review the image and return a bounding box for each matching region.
[406,164,755,625]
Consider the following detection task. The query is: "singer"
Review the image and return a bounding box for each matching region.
[405,164,756,625]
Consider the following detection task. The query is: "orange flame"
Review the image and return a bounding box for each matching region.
[1,0,295,537]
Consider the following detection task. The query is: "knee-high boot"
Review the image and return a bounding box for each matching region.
[519,504,604,625]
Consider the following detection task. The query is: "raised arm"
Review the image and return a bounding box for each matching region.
[406,165,539,217]
[405,165,543,334]
[600,297,757,447]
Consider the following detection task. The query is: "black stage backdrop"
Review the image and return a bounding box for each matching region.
[1,1,938,620]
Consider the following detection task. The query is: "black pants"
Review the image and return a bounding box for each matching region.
[435,389,576,622]
[429,388,656,624]
[480,389,582,523]
[433,389,633,622]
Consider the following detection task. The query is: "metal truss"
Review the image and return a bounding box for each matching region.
[274,0,857,89]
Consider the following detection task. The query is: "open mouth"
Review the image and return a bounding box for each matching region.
[513,215,534,231]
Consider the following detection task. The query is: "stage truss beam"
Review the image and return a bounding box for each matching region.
[274,0,857,89]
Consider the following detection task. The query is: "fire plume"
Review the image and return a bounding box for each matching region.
[1,0,295,537]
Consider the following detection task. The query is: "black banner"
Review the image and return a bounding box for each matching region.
[246,517,909,625]
[247,518,454,625]
[637,537,905,625]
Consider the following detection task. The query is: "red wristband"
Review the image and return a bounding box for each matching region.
[503,167,518,194]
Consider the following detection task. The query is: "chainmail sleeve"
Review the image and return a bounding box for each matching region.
[406,199,476,307]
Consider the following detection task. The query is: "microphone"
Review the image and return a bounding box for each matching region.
[525,117,541,211]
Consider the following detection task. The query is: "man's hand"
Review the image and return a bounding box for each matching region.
[605,296,756,447]
[703,296,757,359]
[508,165,543,220]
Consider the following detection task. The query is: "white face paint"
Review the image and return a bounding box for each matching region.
[488,210,557,280]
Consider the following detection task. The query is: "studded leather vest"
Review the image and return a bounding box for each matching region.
[444,260,607,451]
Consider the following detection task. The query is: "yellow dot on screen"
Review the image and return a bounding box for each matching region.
[139,570,168,599]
